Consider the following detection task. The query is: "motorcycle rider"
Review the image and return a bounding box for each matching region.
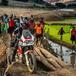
[12,22,29,62]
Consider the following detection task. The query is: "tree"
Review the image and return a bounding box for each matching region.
[55,3,66,8]
[1,0,8,6]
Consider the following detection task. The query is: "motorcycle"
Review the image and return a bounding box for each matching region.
[15,29,37,73]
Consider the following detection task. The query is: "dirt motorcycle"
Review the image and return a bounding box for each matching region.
[15,30,37,73]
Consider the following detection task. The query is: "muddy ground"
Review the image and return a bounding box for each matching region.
[0,34,75,76]
[4,62,76,76]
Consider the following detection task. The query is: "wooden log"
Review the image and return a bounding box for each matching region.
[38,47,65,68]
[34,47,62,69]
[34,47,56,71]
[47,58,62,69]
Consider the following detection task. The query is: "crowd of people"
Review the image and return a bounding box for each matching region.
[0,14,45,65]
[0,14,45,45]
[0,14,76,66]
[0,14,76,45]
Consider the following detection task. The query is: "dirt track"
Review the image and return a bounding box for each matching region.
[0,7,50,17]
[4,62,76,76]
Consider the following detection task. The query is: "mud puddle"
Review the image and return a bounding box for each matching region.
[48,40,76,65]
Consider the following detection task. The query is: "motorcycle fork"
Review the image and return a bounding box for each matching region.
[25,52,29,66]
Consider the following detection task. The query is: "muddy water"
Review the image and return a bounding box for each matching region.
[48,40,76,65]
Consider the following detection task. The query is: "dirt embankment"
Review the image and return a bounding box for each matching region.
[0,7,76,21]
[0,7,50,17]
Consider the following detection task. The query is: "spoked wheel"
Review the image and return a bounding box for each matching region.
[25,52,37,73]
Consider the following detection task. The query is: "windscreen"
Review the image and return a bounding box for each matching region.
[22,30,31,38]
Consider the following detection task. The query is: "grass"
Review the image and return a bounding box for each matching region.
[44,24,76,44]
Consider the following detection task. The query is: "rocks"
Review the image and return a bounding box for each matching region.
[0,7,76,21]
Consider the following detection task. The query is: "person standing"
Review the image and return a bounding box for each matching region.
[58,27,65,40]
[71,27,76,44]
[2,14,9,33]
[34,24,43,46]
[8,17,15,40]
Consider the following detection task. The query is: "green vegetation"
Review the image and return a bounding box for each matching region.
[44,24,76,44]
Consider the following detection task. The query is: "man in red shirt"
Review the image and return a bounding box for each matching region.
[71,27,76,44]
[9,17,15,40]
